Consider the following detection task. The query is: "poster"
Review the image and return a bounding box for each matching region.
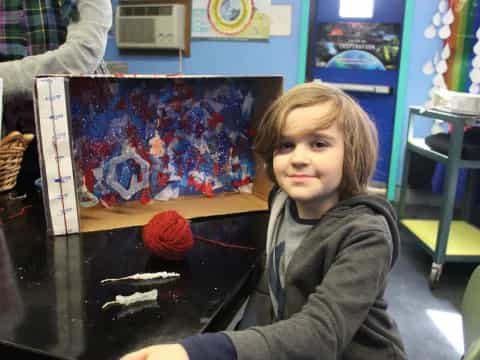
[315,22,401,71]
[192,0,271,39]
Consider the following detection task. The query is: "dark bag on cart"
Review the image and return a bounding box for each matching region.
[425,127,480,160]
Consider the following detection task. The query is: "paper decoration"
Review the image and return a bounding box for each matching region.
[423,61,435,75]
[425,24,437,39]
[470,25,480,93]
[442,8,455,25]
[441,44,451,60]
[439,24,451,39]
[474,41,480,55]
[192,0,271,39]
[422,1,456,106]
[473,56,480,68]
[469,67,480,83]
[436,60,448,74]
[439,0,448,13]
[433,73,447,87]
[469,83,479,94]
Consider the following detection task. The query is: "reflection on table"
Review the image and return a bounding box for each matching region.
[0,194,267,359]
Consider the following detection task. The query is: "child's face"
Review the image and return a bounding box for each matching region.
[273,102,344,219]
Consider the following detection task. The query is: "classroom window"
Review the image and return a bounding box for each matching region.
[339,0,374,19]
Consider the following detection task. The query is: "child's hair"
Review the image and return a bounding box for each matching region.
[254,81,378,199]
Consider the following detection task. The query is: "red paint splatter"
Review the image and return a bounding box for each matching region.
[101,193,118,207]
[84,169,95,192]
[245,128,256,137]
[157,173,169,187]
[208,112,223,130]
[213,163,221,176]
[115,98,127,110]
[232,177,252,188]
[140,188,151,205]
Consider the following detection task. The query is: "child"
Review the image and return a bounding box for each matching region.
[121,82,407,360]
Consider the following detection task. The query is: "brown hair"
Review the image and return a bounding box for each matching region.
[254,82,378,199]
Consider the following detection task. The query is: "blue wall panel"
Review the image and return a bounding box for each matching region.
[309,0,405,183]
[105,0,302,90]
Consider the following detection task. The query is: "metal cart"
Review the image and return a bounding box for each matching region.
[396,106,480,288]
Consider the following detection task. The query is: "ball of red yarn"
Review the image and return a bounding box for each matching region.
[143,210,194,260]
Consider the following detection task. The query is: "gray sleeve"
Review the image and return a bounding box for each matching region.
[224,222,393,360]
[0,0,112,98]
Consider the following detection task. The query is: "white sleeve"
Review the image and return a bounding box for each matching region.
[0,0,112,98]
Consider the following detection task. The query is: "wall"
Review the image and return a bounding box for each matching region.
[392,0,479,192]
[105,1,465,189]
[388,0,448,196]
[105,0,303,90]
[402,2,444,137]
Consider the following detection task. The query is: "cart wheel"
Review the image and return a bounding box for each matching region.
[429,263,443,289]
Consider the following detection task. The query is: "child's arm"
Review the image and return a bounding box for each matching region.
[121,333,237,360]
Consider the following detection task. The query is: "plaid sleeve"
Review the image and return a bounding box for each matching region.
[0,0,77,61]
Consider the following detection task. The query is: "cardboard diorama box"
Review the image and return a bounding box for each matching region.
[33,75,283,236]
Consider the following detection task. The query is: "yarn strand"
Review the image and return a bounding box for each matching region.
[194,235,256,251]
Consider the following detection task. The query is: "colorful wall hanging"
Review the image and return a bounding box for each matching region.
[421,0,480,198]
[423,0,480,100]
[192,0,271,39]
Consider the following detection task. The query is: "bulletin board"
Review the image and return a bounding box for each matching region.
[191,0,271,39]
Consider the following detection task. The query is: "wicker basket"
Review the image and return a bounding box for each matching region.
[0,131,34,192]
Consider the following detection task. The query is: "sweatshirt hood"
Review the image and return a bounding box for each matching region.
[326,193,400,267]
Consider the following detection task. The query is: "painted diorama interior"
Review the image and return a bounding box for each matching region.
[37,75,282,233]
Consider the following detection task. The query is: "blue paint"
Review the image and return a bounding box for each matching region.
[70,78,258,203]
[310,0,405,183]
[105,0,302,91]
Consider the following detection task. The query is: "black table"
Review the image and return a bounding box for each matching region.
[0,193,267,359]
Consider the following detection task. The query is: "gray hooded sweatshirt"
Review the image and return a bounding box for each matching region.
[224,190,407,360]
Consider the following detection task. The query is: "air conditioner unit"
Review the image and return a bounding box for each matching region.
[115,4,185,50]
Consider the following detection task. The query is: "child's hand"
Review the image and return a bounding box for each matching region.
[120,344,189,360]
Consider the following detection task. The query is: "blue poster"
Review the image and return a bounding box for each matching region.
[315,22,401,71]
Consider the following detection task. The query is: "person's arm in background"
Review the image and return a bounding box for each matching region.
[0,0,112,98]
